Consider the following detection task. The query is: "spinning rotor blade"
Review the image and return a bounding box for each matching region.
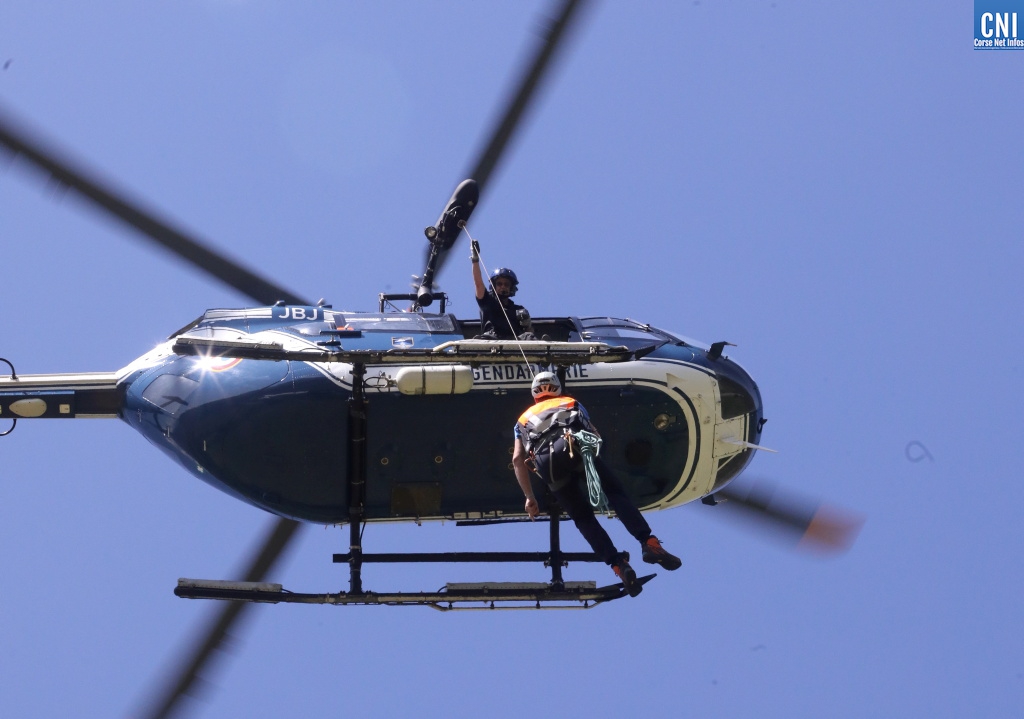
[466,0,590,197]
[417,0,591,301]
[711,481,864,553]
[135,517,301,719]
[0,106,307,307]
[0,107,312,718]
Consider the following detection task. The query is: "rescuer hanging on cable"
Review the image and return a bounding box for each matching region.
[511,371,682,597]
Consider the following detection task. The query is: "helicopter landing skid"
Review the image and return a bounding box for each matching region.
[173,574,655,610]
[174,520,657,610]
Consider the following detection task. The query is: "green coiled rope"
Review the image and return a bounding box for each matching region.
[571,430,608,512]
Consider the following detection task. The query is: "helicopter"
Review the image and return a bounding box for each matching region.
[0,1,860,717]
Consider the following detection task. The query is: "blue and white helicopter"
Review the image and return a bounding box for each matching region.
[0,1,857,715]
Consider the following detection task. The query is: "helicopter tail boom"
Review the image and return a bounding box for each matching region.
[0,372,122,420]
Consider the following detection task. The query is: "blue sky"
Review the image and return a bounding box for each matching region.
[1,2,1022,717]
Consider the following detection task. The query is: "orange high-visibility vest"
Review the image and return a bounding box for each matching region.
[516,396,586,453]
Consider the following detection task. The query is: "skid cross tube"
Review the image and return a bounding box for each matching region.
[334,506,605,589]
[347,363,368,595]
[331,550,602,564]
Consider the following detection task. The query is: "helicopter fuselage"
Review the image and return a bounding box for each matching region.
[2,307,764,525]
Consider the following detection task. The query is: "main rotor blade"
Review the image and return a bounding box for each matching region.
[423,0,592,288]
[135,517,302,719]
[468,0,590,196]
[711,481,864,553]
[0,106,307,307]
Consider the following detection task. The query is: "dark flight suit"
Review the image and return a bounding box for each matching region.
[476,292,534,340]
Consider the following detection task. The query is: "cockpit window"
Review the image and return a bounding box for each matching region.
[660,329,707,350]
[718,375,756,419]
[578,317,672,350]
[713,448,753,492]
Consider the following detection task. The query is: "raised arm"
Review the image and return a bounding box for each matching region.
[471,239,486,300]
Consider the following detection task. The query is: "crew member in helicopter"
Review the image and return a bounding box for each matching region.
[470,239,536,340]
[511,371,682,597]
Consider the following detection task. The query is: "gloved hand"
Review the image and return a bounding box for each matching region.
[470,239,480,262]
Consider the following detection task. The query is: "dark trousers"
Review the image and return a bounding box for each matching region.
[534,439,652,564]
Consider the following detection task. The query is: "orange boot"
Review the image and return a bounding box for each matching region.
[641,536,681,570]
[612,556,642,597]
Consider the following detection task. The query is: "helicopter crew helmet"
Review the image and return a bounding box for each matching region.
[490,267,519,296]
[531,371,562,400]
